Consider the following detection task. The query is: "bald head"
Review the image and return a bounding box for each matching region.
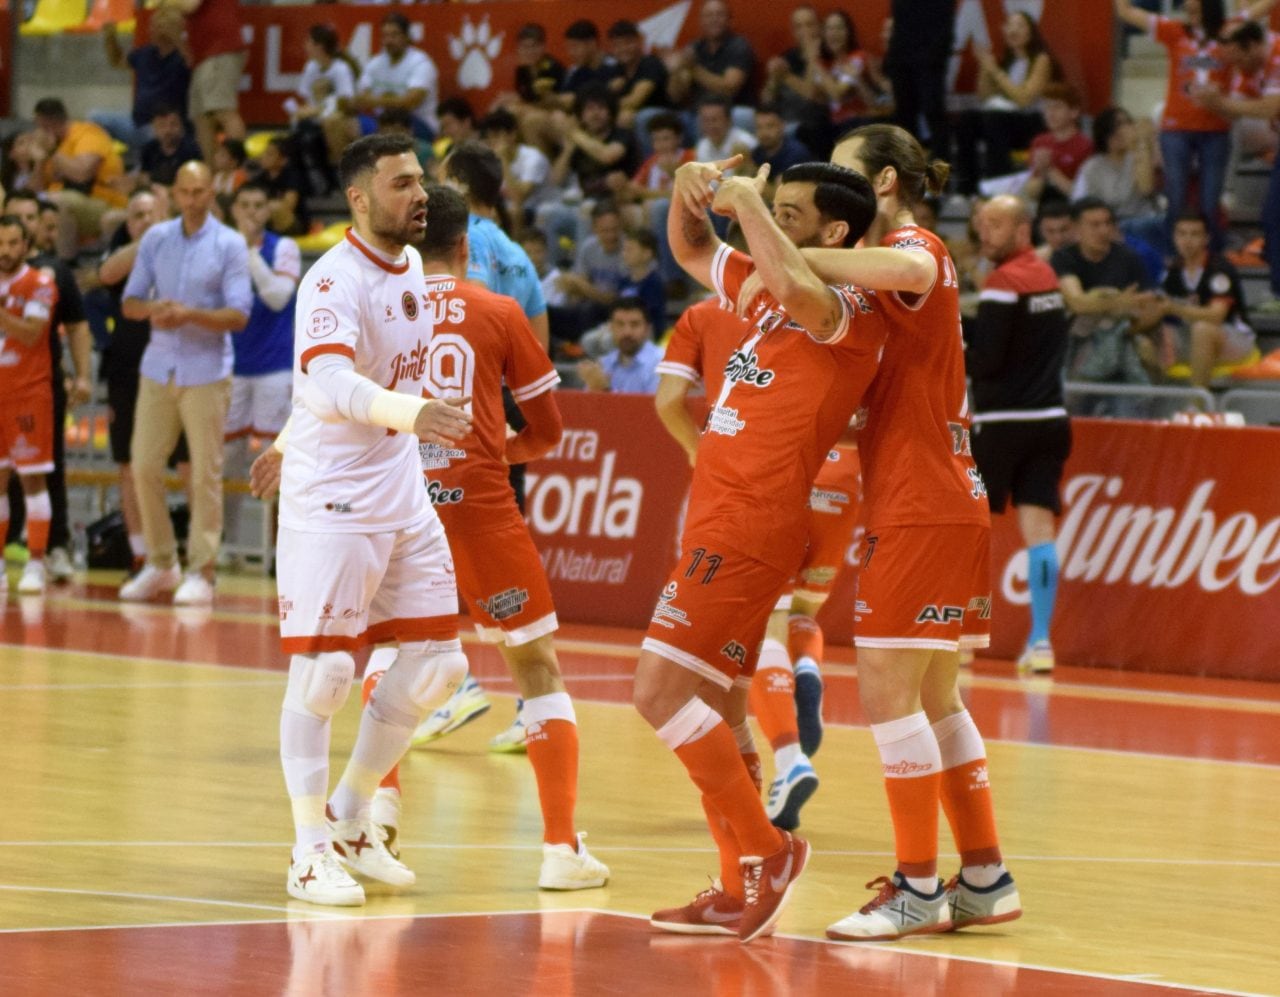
[172,160,215,230]
[977,195,1033,264]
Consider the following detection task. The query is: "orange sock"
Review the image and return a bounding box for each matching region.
[27,518,49,560]
[940,760,1001,866]
[872,712,942,880]
[526,718,579,847]
[749,640,799,751]
[701,794,744,899]
[674,723,782,858]
[787,614,824,665]
[362,669,400,793]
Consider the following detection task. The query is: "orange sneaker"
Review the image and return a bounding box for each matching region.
[650,880,755,937]
[737,830,809,942]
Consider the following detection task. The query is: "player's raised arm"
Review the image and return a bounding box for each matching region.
[798,246,937,295]
[667,155,740,290]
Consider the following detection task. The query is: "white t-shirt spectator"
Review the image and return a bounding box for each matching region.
[695,127,756,167]
[510,143,551,205]
[359,47,439,134]
[297,58,356,107]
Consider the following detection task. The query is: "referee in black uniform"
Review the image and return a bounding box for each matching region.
[965,195,1070,675]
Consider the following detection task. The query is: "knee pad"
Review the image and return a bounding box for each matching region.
[283,651,356,719]
[377,647,469,719]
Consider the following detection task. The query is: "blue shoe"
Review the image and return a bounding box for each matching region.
[765,756,818,831]
[410,674,491,746]
[793,664,824,757]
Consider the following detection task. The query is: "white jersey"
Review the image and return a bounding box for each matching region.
[281,229,438,534]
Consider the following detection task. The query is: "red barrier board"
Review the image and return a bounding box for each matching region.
[529,398,1280,680]
[525,391,689,629]
[233,0,1116,126]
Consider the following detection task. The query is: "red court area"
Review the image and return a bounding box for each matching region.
[0,910,1215,997]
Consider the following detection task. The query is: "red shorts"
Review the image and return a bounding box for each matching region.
[0,387,55,475]
[794,484,862,603]
[446,510,558,646]
[854,524,991,651]
[642,540,792,691]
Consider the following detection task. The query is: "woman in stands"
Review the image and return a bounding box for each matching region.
[813,11,892,137]
[1112,0,1278,251]
[1073,106,1164,253]
[290,24,362,190]
[955,10,1058,193]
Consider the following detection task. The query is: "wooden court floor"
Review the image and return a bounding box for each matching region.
[1,573,1278,996]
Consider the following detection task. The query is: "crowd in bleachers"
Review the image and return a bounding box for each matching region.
[1,0,1280,581]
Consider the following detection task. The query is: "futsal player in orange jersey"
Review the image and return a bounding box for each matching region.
[361,185,608,891]
[0,215,59,596]
[774,123,1022,939]
[638,156,889,942]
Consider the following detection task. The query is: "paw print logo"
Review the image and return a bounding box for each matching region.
[316,277,334,293]
[448,16,504,90]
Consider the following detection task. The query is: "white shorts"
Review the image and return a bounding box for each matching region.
[226,370,293,439]
[277,515,459,654]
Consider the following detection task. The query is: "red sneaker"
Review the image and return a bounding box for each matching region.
[737,831,809,942]
[650,880,747,936]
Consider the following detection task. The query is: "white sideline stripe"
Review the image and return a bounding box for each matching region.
[5,644,1278,770]
[1,842,1277,869]
[0,680,283,691]
[0,905,564,936]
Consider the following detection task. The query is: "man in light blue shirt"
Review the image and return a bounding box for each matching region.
[578,296,662,394]
[120,160,251,605]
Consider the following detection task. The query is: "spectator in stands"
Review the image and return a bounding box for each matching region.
[1111,0,1274,251]
[1192,18,1280,311]
[1035,199,1076,261]
[553,201,630,342]
[666,0,756,112]
[96,190,162,576]
[750,104,813,184]
[502,23,566,150]
[1021,84,1093,205]
[542,87,638,244]
[137,105,203,191]
[348,12,439,141]
[607,19,670,131]
[98,6,191,155]
[223,180,300,552]
[610,112,693,285]
[618,228,667,336]
[480,109,551,236]
[576,297,662,393]
[255,137,309,236]
[211,138,249,205]
[179,0,248,163]
[14,98,127,261]
[118,161,251,606]
[885,0,955,154]
[760,5,833,160]
[3,189,93,583]
[554,20,622,112]
[1205,19,1280,176]
[693,95,754,167]
[376,108,434,174]
[1072,107,1163,253]
[955,10,1058,194]
[814,10,891,137]
[288,24,360,196]
[1051,197,1163,405]
[1158,212,1256,387]
[521,229,570,310]
[435,97,477,163]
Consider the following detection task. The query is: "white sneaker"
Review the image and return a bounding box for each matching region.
[489,699,528,753]
[826,873,952,941]
[539,832,609,890]
[1017,640,1054,674]
[45,547,73,582]
[17,560,46,595]
[329,813,415,886]
[173,572,214,606]
[287,847,365,907]
[410,674,491,746]
[119,563,181,602]
[371,787,402,859]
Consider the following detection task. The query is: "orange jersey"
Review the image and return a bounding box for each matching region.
[0,265,57,396]
[676,244,887,574]
[657,295,752,395]
[857,225,988,531]
[418,272,559,523]
[1153,17,1232,132]
[1231,31,1280,126]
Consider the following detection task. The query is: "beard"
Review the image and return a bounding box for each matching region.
[369,198,426,249]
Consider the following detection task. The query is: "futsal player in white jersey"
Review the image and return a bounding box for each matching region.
[271,133,473,906]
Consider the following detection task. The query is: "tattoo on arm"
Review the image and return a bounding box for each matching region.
[681,202,713,248]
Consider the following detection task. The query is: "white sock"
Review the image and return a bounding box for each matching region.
[794,656,820,676]
[280,707,330,862]
[329,695,417,821]
[128,533,146,558]
[365,645,397,683]
[962,863,1005,888]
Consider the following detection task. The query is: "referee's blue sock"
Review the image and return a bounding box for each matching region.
[1027,542,1058,646]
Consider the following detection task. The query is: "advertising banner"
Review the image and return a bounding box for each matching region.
[233,0,1116,126]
